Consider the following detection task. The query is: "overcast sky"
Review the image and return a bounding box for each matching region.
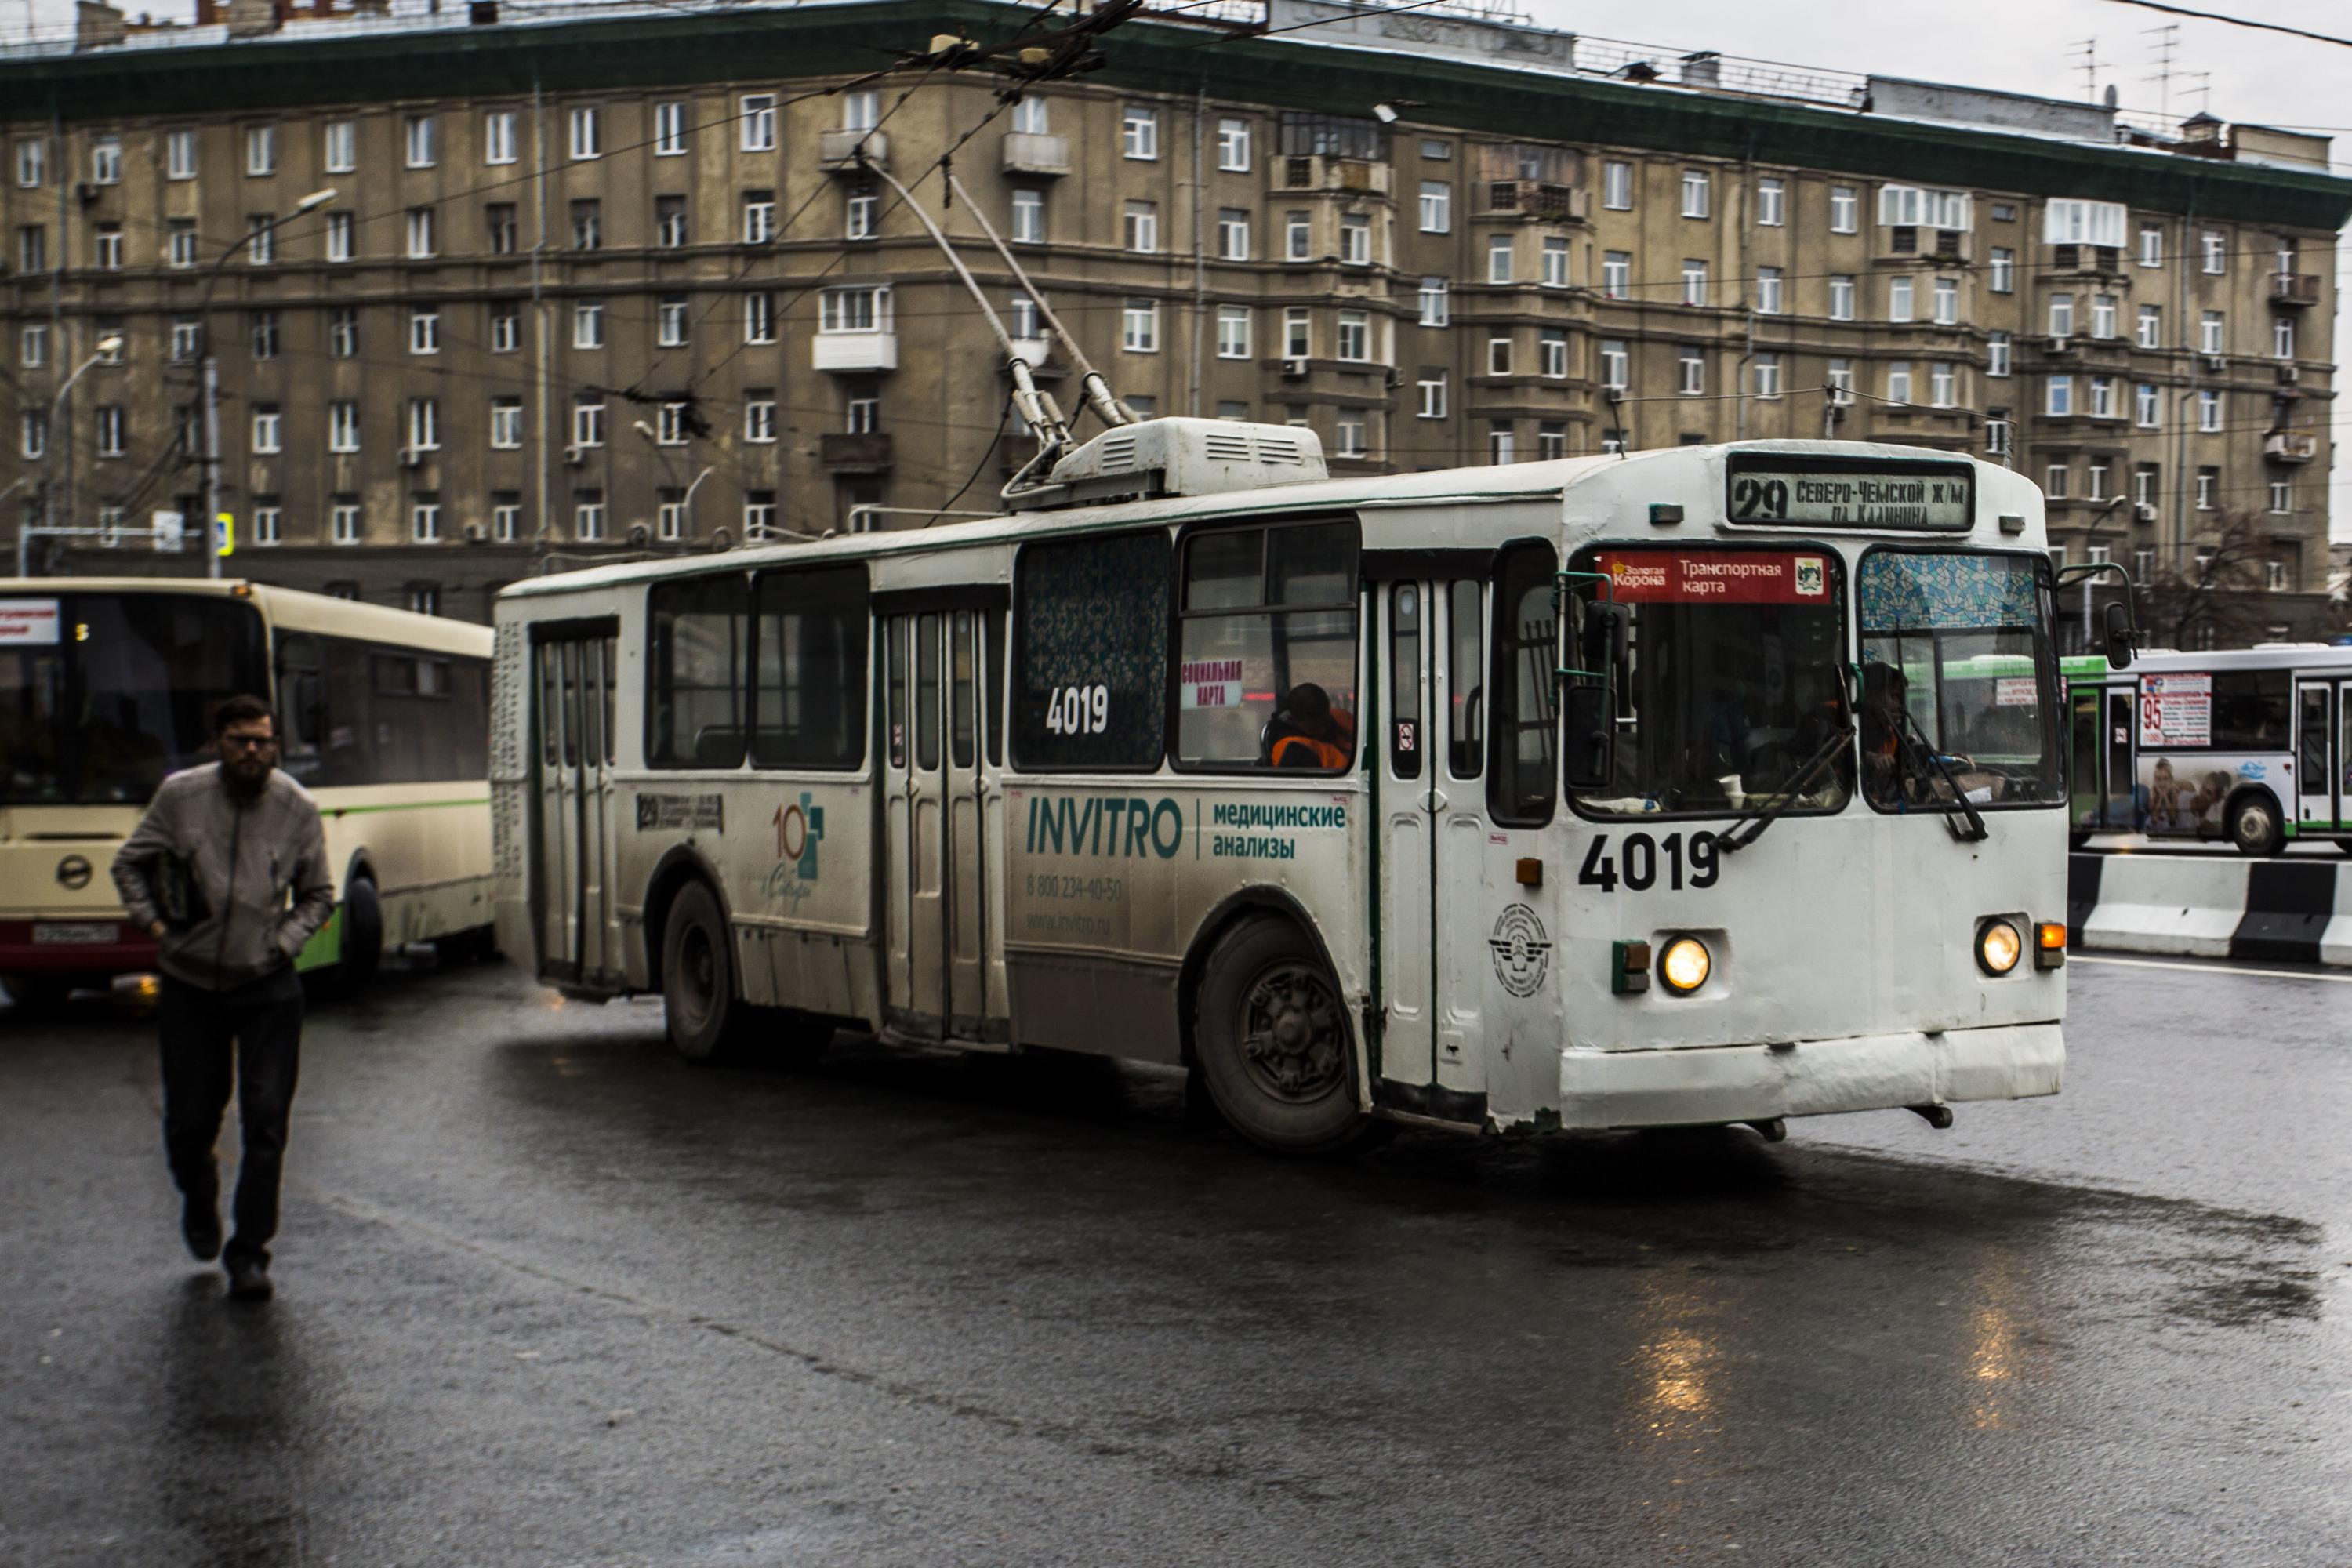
[12,0,2350,538]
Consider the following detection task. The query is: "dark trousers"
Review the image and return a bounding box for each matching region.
[159,967,304,1268]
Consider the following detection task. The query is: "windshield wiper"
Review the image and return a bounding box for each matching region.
[1713,718,1856,856]
[1891,704,1989,842]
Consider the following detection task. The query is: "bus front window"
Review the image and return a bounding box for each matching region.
[1857,550,2060,811]
[1568,547,1851,817]
[0,593,267,804]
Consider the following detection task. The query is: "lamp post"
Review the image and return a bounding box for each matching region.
[2079,494,2127,654]
[199,187,334,579]
[631,418,716,545]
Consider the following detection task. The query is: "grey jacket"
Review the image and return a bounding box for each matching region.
[111,764,336,992]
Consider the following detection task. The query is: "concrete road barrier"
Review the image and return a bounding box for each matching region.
[2068,853,2350,967]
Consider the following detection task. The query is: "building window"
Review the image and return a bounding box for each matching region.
[1827,359,1853,405]
[488,303,518,354]
[1540,328,1567,379]
[165,219,196,269]
[575,492,606,542]
[484,111,515,166]
[2048,293,2074,338]
[1602,251,1630,298]
[1337,310,1370,362]
[573,299,604,349]
[245,124,276,176]
[2273,318,2295,360]
[95,406,125,458]
[742,492,777,538]
[1487,234,1514,284]
[1417,276,1450,328]
[1417,372,1446,419]
[411,496,442,543]
[1339,213,1370,265]
[1216,117,1250,172]
[90,136,121,185]
[491,397,523,449]
[328,401,360,453]
[1603,160,1632,210]
[1930,361,1957,408]
[1680,168,1710,218]
[1487,336,1512,376]
[1887,274,1914,323]
[2195,467,2217,509]
[572,398,604,449]
[1537,422,1568,461]
[2088,462,2110,502]
[249,310,278,361]
[19,409,45,461]
[407,397,440,452]
[409,307,439,355]
[816,285,884,333]
[1123,298,1160,353]
[1541,235,1568,288]
[2136,382,2159,426]
[2090,293,2117,339]
[2198,390,2221,432]
[742,94,777,152]
[1887,361,1912,404]
[329,309,358,359]
[404,114,436,169]
[252,502,281,546]
[331,499,361,544]
[655,101,686,156]
[2137,304,2161,349]
[1122,105,1159,161]
[1989,247,2013,293]
[1756,267,1782,314]
[1884,186,1974,230]
[2139,227,2162,268]
[657,400,691,445]
[20,323,46,368]
[1008,187,1046,245]
[1754,354,1783,398]
[845,192,877,240]
[1334,410,1367,459]
[2134,465,2160,506]
[15,138,43,188]
[654,194,688,249]
[1488,422,1515,464]
[1678,347,1704,394]
[745,393,777,443]
[2201,310,2224,354]
[568,105,601,161]
[2045,376,2072,417]
[1829,184,1857,233]
[1756,176,1784,227]
[164,128,196,181]
[744,292,777,344]
[1286,211,1312,262]
[2201,231,2226,274]
[1828,274,1855,321]
[1419,180,1450,233]
[655,488,687,542]
[2090,376,2115,419]
[1674,258,1706,307]
[1933,276,1958,325]
[2269,480,2292,515]
[1216,305,1250,359]
[841,91,880,132]
[1600,339,1628,392]
[1283,307,1310,360]
[1214,206,1250,261]
[1009,296,1041,342]
[2044,463,2070,500]
[656,296,688,348]
[743,191,776,245]
[1124,200,1159,253]
[405,207,434,260]
[566,199,600,251]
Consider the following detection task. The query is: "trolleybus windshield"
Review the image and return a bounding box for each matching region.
[0,592,267,805]
[1567,546,1851,817]
[1857,550,2060,811]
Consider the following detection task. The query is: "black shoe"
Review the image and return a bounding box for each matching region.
[224,1258,273,1302]
[182,1202,223,1263]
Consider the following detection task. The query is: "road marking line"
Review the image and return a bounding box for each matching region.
[2074,953,2352,985]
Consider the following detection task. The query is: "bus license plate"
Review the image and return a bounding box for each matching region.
[33,923,117,945]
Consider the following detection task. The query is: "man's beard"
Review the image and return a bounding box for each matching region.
[224,758,274,798]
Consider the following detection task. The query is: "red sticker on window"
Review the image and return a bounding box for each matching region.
[1595,551,1830,605]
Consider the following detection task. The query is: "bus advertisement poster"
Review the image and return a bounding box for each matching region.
[2140,673,2211,746]
[1595,551,1831,604]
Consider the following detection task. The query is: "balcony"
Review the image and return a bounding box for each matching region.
[1277,155,1392,195]
[2270,273,2321,307]
[1482,181,1586,222]
[1001,132,1070,177]
[820,432,893,474]
[812,331,898,373]
[2263,430,2318,463]
[818,129,888,173]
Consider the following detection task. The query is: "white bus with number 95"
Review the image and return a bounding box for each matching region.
[492,423,2090,1152]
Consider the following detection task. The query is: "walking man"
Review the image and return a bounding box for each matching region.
[112,695,334,1301]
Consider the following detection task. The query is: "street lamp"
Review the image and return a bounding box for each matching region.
[2079,495,2127,652]
[632,418,715,544]
[199,187,334,580]
[36,332,126,551]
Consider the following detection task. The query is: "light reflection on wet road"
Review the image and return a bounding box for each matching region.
[2,953,2347,1566]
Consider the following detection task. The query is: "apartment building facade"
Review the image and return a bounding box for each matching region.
[3,0,2347,635]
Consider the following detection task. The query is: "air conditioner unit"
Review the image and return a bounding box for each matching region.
[2045,336,2071,354]
[399,448,423,470]
[2202,354,2227,373]
[2276,363,2299,385]
[627,523,651,546]
[2132,502,2158,524]
[563,445,585,466]
[74,182,97,206]
[1282,358,1308,379]
[463,521,488,543]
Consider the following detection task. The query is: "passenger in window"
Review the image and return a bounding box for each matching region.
[1262,683,1355,769]
[1858,664,1909,805]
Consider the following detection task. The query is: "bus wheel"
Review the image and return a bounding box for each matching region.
[341,876,384,989]
[2228,793,2285,857]
[1194,916,1376,1156]
[662,882,746,1062]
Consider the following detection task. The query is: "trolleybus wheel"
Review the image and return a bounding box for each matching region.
[1193,916,1378,1156]
[340,875,384,989]
[2228,792,2285,857]
[662,881,748,1062]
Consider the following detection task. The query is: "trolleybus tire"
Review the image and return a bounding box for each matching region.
[662,881,751,1062]
[1192,915,1379,1156]
[340,875,384,989]
[2227,791,2286,857]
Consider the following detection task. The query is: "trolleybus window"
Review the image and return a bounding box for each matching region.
[1175,518,1359,771]
[0,591,265,804]
[1447,578,1484,779]
[1487,542,1557,824]
[648,574,748,768]
[750,566,866,770]
[1857,550,2060,810]
[2206,672,2291,751]
[1390,583,1421,780]
[1013,531,1170,770]
[1566,545,1849,818]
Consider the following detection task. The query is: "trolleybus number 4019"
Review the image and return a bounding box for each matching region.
[1578,831,1720,893]
[1044,683,1111,735]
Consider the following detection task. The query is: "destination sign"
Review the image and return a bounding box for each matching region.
[1724,457,1973,532]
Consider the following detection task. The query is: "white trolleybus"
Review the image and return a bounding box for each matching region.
[2064,643,2352,855]
[493,426,2098,1152]
[0,579,496,1007]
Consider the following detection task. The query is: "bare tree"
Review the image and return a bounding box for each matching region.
[2133,510,2276,650]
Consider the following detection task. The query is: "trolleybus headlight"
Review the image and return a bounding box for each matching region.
[1658,935,1711,994]
[1976,919,2024,976]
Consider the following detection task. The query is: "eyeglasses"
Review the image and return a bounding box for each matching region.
[220,734,278,751]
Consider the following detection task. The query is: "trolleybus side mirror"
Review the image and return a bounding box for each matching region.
[1564,684,1616,790]
[2102,601,2135,671]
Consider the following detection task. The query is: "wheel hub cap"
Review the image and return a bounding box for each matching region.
[1240,965,1345,1102]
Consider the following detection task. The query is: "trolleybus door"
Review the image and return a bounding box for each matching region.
[532,632,618,985]
[1377,577,1488,1101]
[2106,688,2136,829]
[2068,684,2102,830]
[2296,680,2337,834]
[880,611,993,1039]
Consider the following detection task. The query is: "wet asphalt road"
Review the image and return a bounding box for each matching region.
[3,954,2350,1568]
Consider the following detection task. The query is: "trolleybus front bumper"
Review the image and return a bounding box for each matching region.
[1556,1022,2063,1131]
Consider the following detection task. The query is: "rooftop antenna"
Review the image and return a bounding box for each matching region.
[944,167,1131,434]
[2067,36,2105,103]
[2140,21,2181,120]
[856,157,1076,472]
